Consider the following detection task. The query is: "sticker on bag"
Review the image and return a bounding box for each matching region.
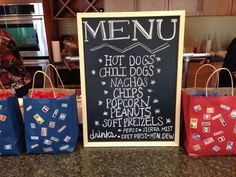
[226,142,234,150]
[219,117,227,126]
[59,145,69,151]
[64,136,71,142]
[193,105,202,112]
[43,147,53,153]
[31,144,39,149]
[212,114,222,120]
[41,127,47,136]
[203,114,211,120]
[41,105,49,113]
[203,137,214,145]
[4,144,12,150]
[192,133,200,140]
[233,125,236,134]
[30,123,36,129]
[220,104,230,111]
[201,122,211,126]
[26,105,32,112]
[202,127,210,133]
[230,110,236,119]
[217,136,226,143]
[213,130,224,136]
[190,118,198,128]
[61,103,68,108]
[51,136,59,142]
[193,144,201,151]
[206,107,214,114]
[52,109,59,118]
[59,113,67,120]
[49,121,56,128]
[30,136,39,140]
[212,145,220,152]
[43,139,53,146]
[33,114,44,124]
[0,114,7,122]
[58,125,66,133]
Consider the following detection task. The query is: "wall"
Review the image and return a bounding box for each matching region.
[184,16,236,52]
[58,16,236,53]
[58,20,78,40]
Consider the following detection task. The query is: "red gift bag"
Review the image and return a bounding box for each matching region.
[182,68,236,156]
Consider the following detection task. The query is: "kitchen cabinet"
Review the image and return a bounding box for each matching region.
[169,0,200,16]
[104,0,168,12]
[105,0,197,15]
[138,0,168,11]
[232,0,236,15]
[169,0,232,16]
[104,0,137,12]
[201,0,232,16]
[51,0,104,19]
[104,0,234,16]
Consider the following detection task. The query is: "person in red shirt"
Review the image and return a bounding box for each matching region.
[0,29,31,97]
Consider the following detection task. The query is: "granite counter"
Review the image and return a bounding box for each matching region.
[1,142,236,177]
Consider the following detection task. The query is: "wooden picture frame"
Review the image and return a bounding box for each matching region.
[77,11,185,147]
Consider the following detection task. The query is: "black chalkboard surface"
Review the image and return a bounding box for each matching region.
[77,11,185,147]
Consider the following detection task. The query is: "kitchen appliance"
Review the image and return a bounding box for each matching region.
[0,3,50,88]
[0,2,48,59]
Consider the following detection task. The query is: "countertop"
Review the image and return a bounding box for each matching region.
[3,51,233,177]
[1,141,236,177]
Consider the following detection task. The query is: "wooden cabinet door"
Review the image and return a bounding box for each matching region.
[138,0,168,11]
[169,0,200,16]
[104,0,137,12]
[232,0,236,15]
[201,0,232,16]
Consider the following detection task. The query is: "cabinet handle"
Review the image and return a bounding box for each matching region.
[0,17,43,22]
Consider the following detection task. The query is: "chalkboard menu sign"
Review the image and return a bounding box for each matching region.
[77,11,185,147]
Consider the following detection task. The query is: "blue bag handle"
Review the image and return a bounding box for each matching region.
[43,64,65,89]
[206,68,234,96]
[31,71,56,98]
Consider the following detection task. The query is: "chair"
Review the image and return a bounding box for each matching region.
[219,37,236,87]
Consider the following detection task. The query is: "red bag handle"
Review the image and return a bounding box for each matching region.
[43,64,65,89]
[206,68,234,96]
[194,64,219,88]
[31,71,56,98]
